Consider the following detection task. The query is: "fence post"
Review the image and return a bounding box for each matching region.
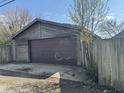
[12,41,16,61]
[76,38,82,66]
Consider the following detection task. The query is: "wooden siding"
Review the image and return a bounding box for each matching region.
[15,22,75,40]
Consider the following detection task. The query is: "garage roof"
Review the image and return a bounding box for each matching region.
[12,18,80,39]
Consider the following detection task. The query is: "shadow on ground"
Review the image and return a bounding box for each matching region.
[0,69,50,79]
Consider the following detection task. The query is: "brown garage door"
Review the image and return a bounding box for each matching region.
[29,37,77,66]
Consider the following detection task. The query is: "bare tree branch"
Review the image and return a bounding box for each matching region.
[99,19,124,38]
[0,7,32,44]
[3,7,32,33]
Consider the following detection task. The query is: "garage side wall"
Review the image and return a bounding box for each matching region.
[14,40,29,62]
[13,22,80,65]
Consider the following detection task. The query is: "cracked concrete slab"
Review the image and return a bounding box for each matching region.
[0,63,87,82]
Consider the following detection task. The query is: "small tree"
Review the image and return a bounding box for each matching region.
[69,0,109,41]
[69,0,109,81]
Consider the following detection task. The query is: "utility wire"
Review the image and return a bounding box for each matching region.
[0,0,15,7]
[0,0,10,4]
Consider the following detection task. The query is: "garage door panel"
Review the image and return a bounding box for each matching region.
[30,37,77,65]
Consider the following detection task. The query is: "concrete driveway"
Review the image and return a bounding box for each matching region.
[0,63,87,82]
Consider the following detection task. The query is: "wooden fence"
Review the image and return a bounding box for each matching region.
[93,39,124,89]
[0,45,12,63]
[80,39,124,89]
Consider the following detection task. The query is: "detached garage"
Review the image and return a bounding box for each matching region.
[12,18,81,66]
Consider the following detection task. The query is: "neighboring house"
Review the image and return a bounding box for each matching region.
[12,18,82,66]
[113,30,124,38]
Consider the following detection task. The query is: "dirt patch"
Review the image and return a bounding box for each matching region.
[59,79,123,93]
[59,80,103,93]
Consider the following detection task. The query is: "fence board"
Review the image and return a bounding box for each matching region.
[0,45,12,63]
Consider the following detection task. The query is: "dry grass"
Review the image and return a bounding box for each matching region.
[0,75,105,93]
[0,76,60,93]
